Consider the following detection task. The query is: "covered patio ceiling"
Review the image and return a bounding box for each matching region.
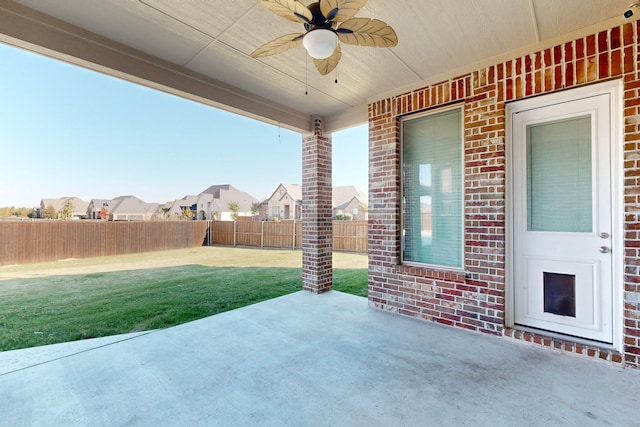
[0,0,631,133]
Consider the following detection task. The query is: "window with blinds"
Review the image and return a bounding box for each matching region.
[526,115,592,232]
[401,108,463,268]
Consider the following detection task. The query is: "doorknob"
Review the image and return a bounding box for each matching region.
[599,246,611,254]
[599,232,609,239]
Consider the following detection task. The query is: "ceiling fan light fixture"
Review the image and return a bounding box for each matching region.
[303,29,338,59]
[253,0,398,75]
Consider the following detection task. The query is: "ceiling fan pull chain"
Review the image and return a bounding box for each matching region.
[335,66,338,84]
[305,54,309,95]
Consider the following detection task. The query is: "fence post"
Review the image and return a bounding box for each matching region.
[261,221,264,248]
[292,220,296,250]
[233,221,237,247]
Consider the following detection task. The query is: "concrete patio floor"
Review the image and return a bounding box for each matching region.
[1,291,639,426]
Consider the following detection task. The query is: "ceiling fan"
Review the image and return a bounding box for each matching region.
[251,0,398,75]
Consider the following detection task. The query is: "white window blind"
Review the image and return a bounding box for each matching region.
[526,115,592,232]
[402,108,463,268]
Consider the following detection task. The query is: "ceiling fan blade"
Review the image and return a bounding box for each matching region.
[313,44,342,75]
[337,18,398,48]
[251,33,305,58]
[258,0,313,23]
[319,0,367,22]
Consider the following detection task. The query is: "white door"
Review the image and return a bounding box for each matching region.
[511,92,613,343]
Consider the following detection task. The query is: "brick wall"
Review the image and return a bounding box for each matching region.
[302,119,333,293]
[368,21,640,368]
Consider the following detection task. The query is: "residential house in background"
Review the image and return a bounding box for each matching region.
[260,184,368,221]
[260,184,302,221]
[333,186,368,220]
[39,197,88,219]
[108,196,160,221]
[87,196,160,221]
[165,195,201,219]
[167,184,259,220]
[86,199,112,219]
[200,184,259,220]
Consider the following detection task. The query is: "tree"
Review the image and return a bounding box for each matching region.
[250,201,261,218]
[210,210,219,220]
[98,207,109,220]
[227,201,240,221]
[42,205,57,219]
[0,207,12,217]
[181,207,194,220]
[58,200,74,221]
[10,207,32,218]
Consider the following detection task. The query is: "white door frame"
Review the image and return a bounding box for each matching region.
[505,80,624,352]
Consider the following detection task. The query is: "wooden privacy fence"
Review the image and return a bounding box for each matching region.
[0,220,367,266]
[0,221,209,266]
[209,220,366,253]
[333,220,368,253]
[210,221,304,248]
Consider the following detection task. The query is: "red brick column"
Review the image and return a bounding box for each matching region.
[302,117,332,293]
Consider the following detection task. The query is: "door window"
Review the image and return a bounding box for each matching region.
[527,116,592,232]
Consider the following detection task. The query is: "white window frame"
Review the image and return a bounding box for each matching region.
[400,105,465,270]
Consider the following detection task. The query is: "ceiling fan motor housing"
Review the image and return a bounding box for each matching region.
[304,2,337,31]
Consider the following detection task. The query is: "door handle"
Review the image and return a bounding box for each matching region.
[599,232,609,239]
[599,246,611,254]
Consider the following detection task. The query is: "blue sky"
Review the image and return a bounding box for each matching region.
[0,43,368,208]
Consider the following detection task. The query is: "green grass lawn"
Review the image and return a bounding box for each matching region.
[0,247,368,351]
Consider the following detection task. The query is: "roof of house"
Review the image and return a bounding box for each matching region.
[109,196,159,215]
[200,184,232,198]
[209,186,259,212]
[333,186,368,209]
[281,184,302,202]
[41,197,89,216]
[264,184,302,204]
[87,199,112,210]
[176,195,200,206]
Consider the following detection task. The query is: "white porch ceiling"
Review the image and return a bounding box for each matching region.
[0,0,631,133]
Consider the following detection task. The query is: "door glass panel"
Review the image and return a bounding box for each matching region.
[543,272,576,317]
[527,115,592,232]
